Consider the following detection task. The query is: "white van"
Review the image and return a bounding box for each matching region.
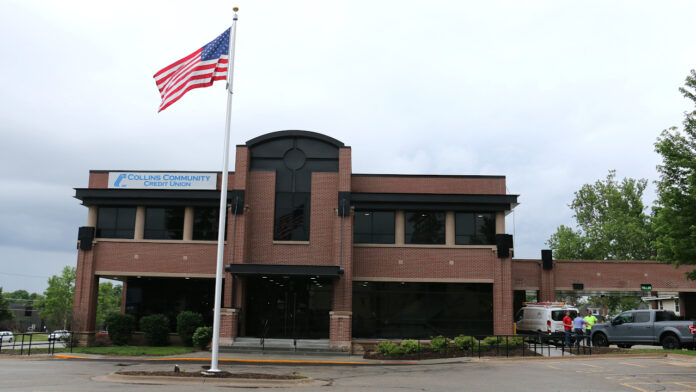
[515,302,579,335]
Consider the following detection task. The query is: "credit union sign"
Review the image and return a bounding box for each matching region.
[108,172,217,190]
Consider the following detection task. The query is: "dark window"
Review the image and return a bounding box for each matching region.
[352,281,493,338]
[96,206,136,239]
[144,207,185,239]
[192,207,219,241]
[552,310,577,321]
[405,211,445,244]
[274,192,310,241]
[455,212,496,245]
[354,211,395,244]
[634,312,650,323]
[655,311,679,322]
[615,312,633,324]
[24,306,32,317]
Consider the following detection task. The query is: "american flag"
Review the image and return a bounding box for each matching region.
[154,28,230,112]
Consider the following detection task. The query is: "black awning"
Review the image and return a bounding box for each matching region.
[225,264,344,277]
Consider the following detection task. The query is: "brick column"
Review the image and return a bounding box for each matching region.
[493,256,513,335]
[219,307,239,346]
[72,248,99,339]
[539,263,555,302]
[329,311,352,350]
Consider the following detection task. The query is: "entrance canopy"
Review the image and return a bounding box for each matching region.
[225,264,344,277]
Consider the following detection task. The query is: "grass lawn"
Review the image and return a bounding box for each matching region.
[73,346,196,356]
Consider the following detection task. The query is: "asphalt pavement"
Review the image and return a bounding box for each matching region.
[1,352,696,391]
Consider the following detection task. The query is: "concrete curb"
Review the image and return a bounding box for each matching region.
[93,372,330,387]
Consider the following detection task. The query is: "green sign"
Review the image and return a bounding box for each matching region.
[641,284,652,291]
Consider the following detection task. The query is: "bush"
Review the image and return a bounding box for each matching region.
[400,339,420,354]
[176,311,204,346]
[139,314,169,346]
[105,313,135,346]
[192,326,213,349]
[429,336,451,352]
[483,336,502,346]
[453,335,475,350]
[376,341,403,355]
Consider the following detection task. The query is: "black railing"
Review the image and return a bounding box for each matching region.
[0,332,74,356]
[371,332,596,359]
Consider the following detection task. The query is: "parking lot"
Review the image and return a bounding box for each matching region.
[1,354,695,391]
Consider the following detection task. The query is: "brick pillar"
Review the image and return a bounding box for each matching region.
[329,311,352,351]
[72,248,99,338]
[493,256,513,335]
[539,263,555,302]
[219,307,239,346]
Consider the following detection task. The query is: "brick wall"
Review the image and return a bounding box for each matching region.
[353,247,497,281]
[513,259,696,293]
[351,175,506,194]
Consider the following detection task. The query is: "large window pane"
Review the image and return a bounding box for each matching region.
[96,206,136,239]
[354,211,395,244]
[144,207,185,239]
[274,192,310,241]
[192,207,219,241]
[455,212,496,245]
[352,281,493,338]
[405,211,445,244]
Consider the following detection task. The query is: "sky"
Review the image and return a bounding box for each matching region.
[1,1,695,294]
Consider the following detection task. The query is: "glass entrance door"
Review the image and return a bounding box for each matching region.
[245,276,333,339]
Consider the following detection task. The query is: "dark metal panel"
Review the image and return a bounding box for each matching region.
[225,264,345,277]
[246,130,344,149]
[74,189,241,209]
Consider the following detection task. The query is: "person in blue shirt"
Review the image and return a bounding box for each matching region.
[573,314,588,348]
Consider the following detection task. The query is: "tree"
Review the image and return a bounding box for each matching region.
[546,170,654,260]
[0,288,14,322]
[585,295,643,315]
[38,266,76,330]
[96,282,122,328]
[653,69,696,280]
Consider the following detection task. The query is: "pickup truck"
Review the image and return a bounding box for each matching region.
[590,309,695,349]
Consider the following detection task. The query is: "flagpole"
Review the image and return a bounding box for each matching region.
[208,7,239,374]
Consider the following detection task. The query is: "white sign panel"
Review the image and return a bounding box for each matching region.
[108,172,217,190]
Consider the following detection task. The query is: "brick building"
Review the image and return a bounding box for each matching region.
[72,130,696,349]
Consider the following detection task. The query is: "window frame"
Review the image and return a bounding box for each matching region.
[96,206,136,239]
[353,210,395,244]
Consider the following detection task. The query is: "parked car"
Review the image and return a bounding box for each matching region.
[515,302,579,337]
[48,330,70,342]
[590,309,696,349]
[0,331,13,343]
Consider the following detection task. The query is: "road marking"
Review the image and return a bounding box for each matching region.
[546,364,562,370]
[621,382,696,392]
[662,360,696,368]
[579,363,601,368]
[619,361,647,368]
[620,383,653,392]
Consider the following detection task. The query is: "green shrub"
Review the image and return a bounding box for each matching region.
[507,336,524,346]
[192,326,213,349]
[139,314,169,346]
[429,336,450,352]
[176,311,204,346]
[453,335,476,350]
[105,313,135,346]
[483,336,502,346]
[376,341,403,355]
[400,339,420,354]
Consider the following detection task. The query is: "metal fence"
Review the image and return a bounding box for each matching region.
[364,332,595,359]
[0,332,74,356]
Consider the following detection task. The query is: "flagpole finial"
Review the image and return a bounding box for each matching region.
[233,7,239,12]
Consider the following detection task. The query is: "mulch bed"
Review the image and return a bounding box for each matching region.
[116,371,304,380]
[365,346,541,360]
[364,346,631,360]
